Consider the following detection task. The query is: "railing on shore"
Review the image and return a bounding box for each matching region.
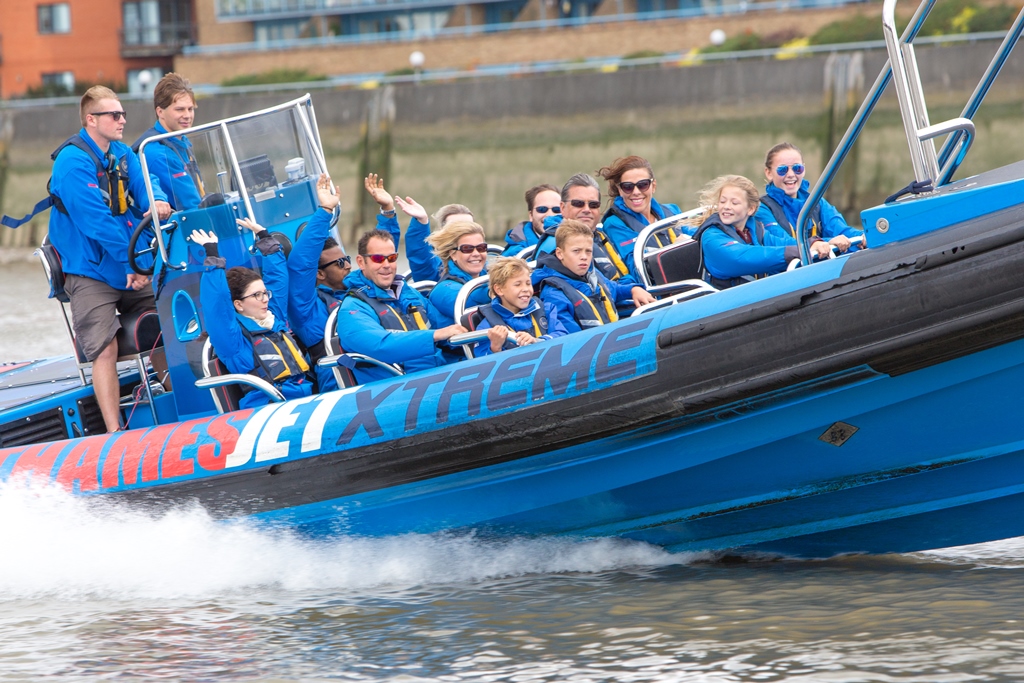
[0,30,1009,109]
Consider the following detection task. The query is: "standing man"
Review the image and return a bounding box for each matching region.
[49,85,172,432]
[132,73,202,211]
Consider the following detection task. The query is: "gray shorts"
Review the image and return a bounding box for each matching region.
[64,274,156,362]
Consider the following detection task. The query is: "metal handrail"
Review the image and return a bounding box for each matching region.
[796,0,938,265]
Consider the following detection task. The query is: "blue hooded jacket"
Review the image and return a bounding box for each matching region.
[531,252,635,334]
[699,213,799,287]
[133,121,202,211]
[756,180,864,245]
[501,220,544,257]
[200,235,313,409]
[48,130,168,290]
[429,260,491,327]
[336,269,449,383]
[472,296,568,356]
[600,196,685,282]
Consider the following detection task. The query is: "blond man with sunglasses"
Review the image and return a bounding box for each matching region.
[46,85,172,432]
[336,229,466,383]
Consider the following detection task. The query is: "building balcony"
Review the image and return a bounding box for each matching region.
[120,22,197,58]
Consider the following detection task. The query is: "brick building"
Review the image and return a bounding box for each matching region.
[0,0,194,99]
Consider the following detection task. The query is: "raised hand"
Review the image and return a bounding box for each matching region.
[364,173,395,212]
[316,173,339,211]
[395,196,428,224]
[189,228,218,245]
[235,217,264,234]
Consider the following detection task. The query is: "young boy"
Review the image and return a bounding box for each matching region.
[472,257,567,356]
[531,220,654,334]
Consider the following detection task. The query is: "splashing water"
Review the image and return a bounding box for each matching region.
[0,481,696,602]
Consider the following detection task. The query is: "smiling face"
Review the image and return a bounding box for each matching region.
[318,245,351,290]
[717,185,757,227]
[766,148,805,198]
[529,190,562,234]
[156,92,196,132]
[451,233,488,277]
[356,236,398,289]
[561,185,601,230]
[233,279,270,318]
[618,168,657,216]
[556,234,594,277]
[493,268,534,313]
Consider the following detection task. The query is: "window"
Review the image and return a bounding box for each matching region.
[38,3,71,34]
[41,71,75,95]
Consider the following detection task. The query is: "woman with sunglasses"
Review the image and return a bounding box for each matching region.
[192,218,313,409]
[425,220,493,327]
[757,142,865,253]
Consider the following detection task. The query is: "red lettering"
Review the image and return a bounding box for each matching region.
[10,442,64,482]
[101,424,175,488]
[196,410,250,471]
[160,423,198,479]
[55,435,108,492]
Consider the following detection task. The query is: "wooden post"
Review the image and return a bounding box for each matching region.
[823,52,864,222]
[354,86,395,244]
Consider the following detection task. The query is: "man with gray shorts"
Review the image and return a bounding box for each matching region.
[48,85,171,432]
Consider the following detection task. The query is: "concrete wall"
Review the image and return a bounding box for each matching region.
[5,40,1023,145]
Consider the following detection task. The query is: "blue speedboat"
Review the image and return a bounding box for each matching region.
[2,0,1024,557]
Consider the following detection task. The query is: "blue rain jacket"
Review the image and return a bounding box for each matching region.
[133,121,202,211]
[600,196,684,281]
[699,213,799,286]
[429,261,491,327]
[531,253,635,335]
[473,296,568,357]
[757,180,864,246]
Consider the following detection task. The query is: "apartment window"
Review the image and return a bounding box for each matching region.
[41,71,75,94]
[38,3,71,34]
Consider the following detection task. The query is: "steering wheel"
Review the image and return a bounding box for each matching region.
[128,213,156,276]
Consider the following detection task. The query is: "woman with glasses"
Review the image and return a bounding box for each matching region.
[597,156,684,282]
[192,218,313,409]
[425,220,493,327]
[756,142,865,253]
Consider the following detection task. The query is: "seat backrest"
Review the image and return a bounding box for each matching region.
[35,237,69,303]
[201,337,244,413]
[322,305,358,388]
[644,238,702,286]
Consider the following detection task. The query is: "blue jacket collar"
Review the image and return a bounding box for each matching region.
[612,195,671,222]
[446,260,485,282]
[344,269,405,301]
[236,312,286,334]
[491,296,541,318]
[765,180,811,223]
[77,128,109,160]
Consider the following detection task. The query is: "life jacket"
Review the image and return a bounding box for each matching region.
[239,325,311,388]
[132,125,206,197]
[2,134,132,229]
[316,286,343,312]
[538,276,618,329]
[505,220,540,248]
[593,228,631,280]
[346,280,432,335]
[477,300,549,350]
[694,217,769,290]
[759,194,822,240]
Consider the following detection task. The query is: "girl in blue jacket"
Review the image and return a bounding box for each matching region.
[193,220,313,409]
[473,257,568,356]
[756,142,866,253]
[695,175,832,289]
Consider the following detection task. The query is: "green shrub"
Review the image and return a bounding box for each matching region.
[809,14,884,45]
[622,49,665,60]
[701,30,768,53]
[221,69,328,87]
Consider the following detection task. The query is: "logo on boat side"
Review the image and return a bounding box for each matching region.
[0,318,657,493]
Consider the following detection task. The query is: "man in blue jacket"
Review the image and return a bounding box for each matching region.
[131,72,202,211]
[501,183,561,257]
[337,229,466,383]
[49,85,171,432]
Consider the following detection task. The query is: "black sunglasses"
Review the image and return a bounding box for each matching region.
[456,243,489,254]
[570,199,602,210]
[619,178,653,193]
[318,256,351,269]
[92,110,127,122]
[533,205,561,215]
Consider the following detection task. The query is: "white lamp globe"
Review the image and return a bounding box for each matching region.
[710,29,727,46]
[409,51,425,68]
[138,70,153,86]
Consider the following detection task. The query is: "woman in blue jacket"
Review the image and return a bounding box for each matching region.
[193,219,313,409]
[694,175,831,289]
[756,142,866,253]
[424,220,492,326]
[596,155,685,282]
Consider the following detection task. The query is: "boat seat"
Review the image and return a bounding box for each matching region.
[319,306,404,388]
[195,337,285,414]
[412,279,437,297]
[35,236,165,427]
[458,307,485,359]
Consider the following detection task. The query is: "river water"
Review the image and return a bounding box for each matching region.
[2,259,1024,681]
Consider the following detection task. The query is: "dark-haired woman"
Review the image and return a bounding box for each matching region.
[596,155,684,282]
[756,142,865,253]
[193,218,313,409]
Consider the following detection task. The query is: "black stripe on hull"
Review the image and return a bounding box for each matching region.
[112,205,1024,520]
